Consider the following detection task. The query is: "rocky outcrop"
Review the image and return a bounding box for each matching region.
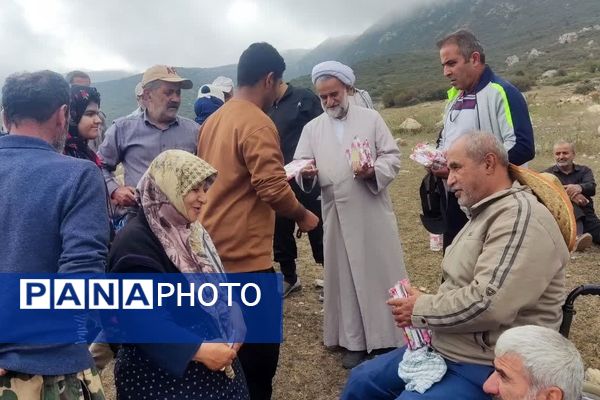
[505,55,519,67]
[528,48,542,59]
[541,70,559,79]
[399,118,423,131]
[559,32,578,44]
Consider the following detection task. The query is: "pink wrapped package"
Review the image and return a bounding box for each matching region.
[409,143,446,168]
[284,159,315,181]
[345,137,374,176]
[389,279,432,350]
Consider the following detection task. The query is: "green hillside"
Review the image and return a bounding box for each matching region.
[292,27,600,108]
[340,0,600,64]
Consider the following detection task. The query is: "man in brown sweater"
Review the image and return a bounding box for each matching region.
[197,42,319,400]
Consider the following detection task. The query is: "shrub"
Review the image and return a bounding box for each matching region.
[421,87,448,102]
[552,75,579,86]
[557,69,567,77]
[587,63,600,74]
[382,92,395,108]
[369,88,381,97]
[393,90,419,107]
[509,76,535,92]
[574,81,596,95]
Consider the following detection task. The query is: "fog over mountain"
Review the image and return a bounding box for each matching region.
[0,0,443,83]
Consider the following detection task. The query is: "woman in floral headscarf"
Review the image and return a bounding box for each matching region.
[108,149,249,400]
[64,85,102,165]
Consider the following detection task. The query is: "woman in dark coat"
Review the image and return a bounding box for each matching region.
[109,149,249,400]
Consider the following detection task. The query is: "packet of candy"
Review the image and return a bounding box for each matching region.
[409,143,446,168]
[345,136,374,175]
[284,159,315,181]
[389,279,432,350]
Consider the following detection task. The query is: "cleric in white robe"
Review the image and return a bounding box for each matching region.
[294,61,408,369]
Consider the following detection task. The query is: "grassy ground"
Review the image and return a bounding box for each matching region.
[100,82,600,399]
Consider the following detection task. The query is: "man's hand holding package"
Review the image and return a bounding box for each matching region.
[430,161,449,179]
[387,286,422,328]
[355,164,375,180]
[300,164,319,179]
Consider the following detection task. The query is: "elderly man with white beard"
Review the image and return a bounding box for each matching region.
[294,61,408,369]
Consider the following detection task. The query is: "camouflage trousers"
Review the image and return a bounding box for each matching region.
[0,368,104,400]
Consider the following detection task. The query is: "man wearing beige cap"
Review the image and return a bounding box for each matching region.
[98,65,199,209]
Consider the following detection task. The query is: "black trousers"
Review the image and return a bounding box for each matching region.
[273,181,323,284]
[237,267,280,400]
[237,342,280,400]
[443,191,469,251]
[574,204,600,243]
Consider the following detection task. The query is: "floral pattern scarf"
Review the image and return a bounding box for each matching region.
[136,149,222,274]
[137,150,238,342]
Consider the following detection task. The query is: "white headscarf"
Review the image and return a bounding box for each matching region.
[311,61,355,86]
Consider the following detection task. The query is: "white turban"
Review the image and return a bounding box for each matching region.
[311,61,355,86]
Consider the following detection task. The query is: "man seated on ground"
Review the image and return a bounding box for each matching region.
[483,325,584,400]
[341,132,569,400]
[544,139,600,251]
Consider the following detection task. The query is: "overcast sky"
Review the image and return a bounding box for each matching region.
[0,0,442,82]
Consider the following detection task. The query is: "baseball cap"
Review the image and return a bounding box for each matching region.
[197,84,225,102]
[212,76,234,93]
[141,65,193,89]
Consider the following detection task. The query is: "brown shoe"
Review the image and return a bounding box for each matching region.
[575,233,593,252]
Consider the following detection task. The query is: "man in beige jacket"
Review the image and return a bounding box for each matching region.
[342,131,568,400]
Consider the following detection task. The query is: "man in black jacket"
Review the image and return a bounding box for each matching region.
[544,139,600,251]
[268,82,324,296]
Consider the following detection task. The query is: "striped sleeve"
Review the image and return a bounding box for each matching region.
[493,79,535,165]
[411,193,562,333]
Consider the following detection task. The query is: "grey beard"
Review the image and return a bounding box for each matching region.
[52,130,67,153]
[323,103,349,119]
